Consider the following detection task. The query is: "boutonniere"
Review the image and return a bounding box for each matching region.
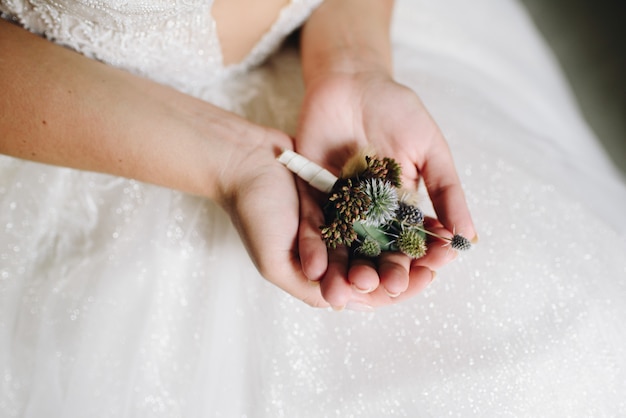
[278,150,471,258]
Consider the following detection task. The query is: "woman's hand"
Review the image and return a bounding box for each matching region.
[295,70,476,309]
[216,129,330,309]
[0,19,330,309]
[294,0,474,310]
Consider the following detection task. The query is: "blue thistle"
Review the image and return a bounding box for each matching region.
[450,234,472,251]
[362,178,399,226]
[396,201,424,226]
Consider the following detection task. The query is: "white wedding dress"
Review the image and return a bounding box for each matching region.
[1,0,625,417]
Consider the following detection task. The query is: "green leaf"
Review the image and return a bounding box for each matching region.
[353,221,397,252]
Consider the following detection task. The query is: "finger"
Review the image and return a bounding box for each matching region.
[377,251,411,297]
[253,245,330,309]
[353,264,433,308]
[298,282,331,309]
[421,136,476,240]
[390,266,435,304]
[347,257,380,294]
[320,246,353,309]
[297,179,328,281]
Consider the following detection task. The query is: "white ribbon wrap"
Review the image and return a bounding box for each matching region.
[277,150,338,193]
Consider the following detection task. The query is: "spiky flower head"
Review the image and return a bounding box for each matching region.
[355,236,382,257]
[362,156,402,188]
[362,178,399,226]
[450,234,472,251]
[396,201,424,226]
[397,228,427,259]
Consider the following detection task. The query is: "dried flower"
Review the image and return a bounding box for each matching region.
[363,156,402,188]
[327,178,370,224]
[395,201,424,226]
[418,228,473,252]
[356,236,382,257]
[396,228,427,259]
[450,234,472,251]
[362,178,399,226]
[277,149,473,259]
[321,218,357,248]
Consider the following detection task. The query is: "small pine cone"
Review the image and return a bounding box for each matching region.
[395,202,424,226]
[397,228,427,259]
[355,236,382,257]
[450,234,472,251]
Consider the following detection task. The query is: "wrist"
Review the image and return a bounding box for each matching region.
[200,119,292,210]
[85,72,289,205]
[301,45,392,86]
[300,0,394,84]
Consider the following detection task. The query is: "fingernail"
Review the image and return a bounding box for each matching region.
[352,284,375,294]
[331,305,345,312]
[430,270,437,283]
[346,302,375,312]
[471,233,480,244]
[384,289,402,298]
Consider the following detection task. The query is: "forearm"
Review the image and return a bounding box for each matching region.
[300,0,394,83]
[0,19,271,202]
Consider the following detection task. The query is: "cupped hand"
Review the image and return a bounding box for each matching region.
[218,127,330,309]
[295,71,476,309]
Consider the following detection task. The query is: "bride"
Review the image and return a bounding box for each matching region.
[1,0,624,416]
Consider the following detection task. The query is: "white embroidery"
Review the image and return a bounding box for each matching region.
[1,0,322,97]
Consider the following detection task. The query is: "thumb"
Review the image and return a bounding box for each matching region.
[421,137,476,241]
[296,178,329,281]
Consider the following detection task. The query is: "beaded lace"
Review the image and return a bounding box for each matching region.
[0,0,323,96]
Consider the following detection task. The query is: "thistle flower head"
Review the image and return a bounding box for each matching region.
[396,201,424,226]
[355,236,382,257]
[362,178,399,226]
[397,228,427,259]
[450,234,472,251]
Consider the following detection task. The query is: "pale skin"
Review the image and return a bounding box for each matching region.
[294,0,476,309]
[0,0,475,310]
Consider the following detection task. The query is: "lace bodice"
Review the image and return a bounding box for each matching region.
[0,0,323,96]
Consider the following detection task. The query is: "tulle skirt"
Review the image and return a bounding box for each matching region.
[1,0,625,416]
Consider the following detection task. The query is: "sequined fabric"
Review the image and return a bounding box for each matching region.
[1,0,626,417]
